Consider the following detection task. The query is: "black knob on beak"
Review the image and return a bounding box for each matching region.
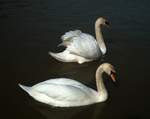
[105,21,110,27]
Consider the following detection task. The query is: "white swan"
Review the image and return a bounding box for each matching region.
[19,63,116,107]
[49,17,110,64]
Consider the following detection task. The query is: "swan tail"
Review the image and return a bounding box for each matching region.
[18,84,30,94]
[48,50,76,63]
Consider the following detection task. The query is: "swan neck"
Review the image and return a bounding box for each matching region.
[95,24,107,55]
[95,67,107,97]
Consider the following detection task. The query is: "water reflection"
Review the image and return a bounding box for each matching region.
[29,99,107,119]
[48,57,104,85]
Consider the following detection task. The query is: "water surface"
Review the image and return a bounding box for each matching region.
[1,0,150,119]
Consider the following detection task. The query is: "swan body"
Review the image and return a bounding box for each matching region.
[49,17,110,64]
[19,63,116,107]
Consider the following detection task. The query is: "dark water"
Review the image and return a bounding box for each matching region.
[1,0,150,118]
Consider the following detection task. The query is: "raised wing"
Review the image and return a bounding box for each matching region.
[66,33,102,59]
[61,30,82,41]
[58,30,82,47]
[59,30,102,59]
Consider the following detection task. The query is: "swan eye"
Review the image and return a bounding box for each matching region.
[105,21,110,26]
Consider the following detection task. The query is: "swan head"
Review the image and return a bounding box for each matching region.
[95,17,110,27]
[100,63,116,82]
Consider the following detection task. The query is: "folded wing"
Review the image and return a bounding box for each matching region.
[60,30,102,59]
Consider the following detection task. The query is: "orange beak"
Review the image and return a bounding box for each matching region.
[110,72,116,82]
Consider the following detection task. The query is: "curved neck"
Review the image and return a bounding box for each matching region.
[95,24,107,55]
[95,67,108,99]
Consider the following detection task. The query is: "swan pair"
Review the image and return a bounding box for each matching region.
[19,17,116,107]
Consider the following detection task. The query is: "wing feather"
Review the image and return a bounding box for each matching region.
[67,33,101,59]
[32,78,95,102]
[59,30,102,59]
[61,30,82,41]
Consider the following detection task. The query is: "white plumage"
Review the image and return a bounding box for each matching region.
[19,63,116,107]
[49,17,110,64]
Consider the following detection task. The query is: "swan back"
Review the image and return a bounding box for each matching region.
[19,78,99,107]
